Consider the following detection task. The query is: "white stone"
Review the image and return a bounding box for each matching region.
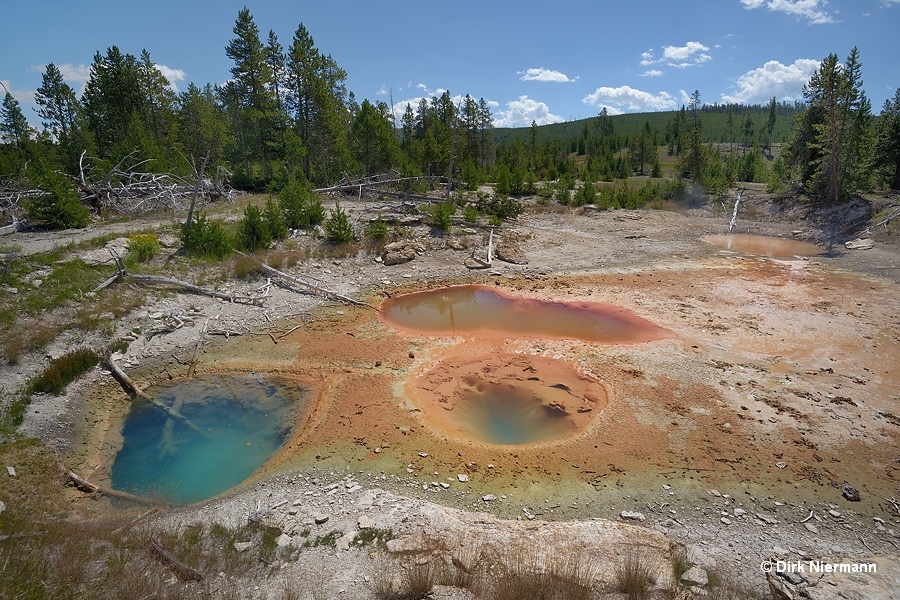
[682,566,708,587]
[457,474,469,483]
[233,541,252,552]
[314,513,329,525]
[804,523,819,534]
[275,533,293,547]
[358,515,375,530]
[706,489,721,497]
[620,511,646,522]
[482,494,497,502]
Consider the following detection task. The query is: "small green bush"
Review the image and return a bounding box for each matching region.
[182,213,232,259]
[365,215,390,241]
[429,199,456,232]
[279,176,310,229]
[306,196,325,227]
[263,197,288,240]
[238,204,272,252]
[126,233,159,264]
[324,202,355,244]
[463,204,479,223]
[26,168,90,230]
[28,348,101,396]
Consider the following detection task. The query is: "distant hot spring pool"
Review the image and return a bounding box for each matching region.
[110,375,300,505]
[379,284,671,343]
[383,285,670,446]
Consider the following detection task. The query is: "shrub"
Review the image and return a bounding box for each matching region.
[263,197,288,240]
[477,194,523,221]
[365,215,390,241]
[238,204,272,252]
[182,213,232,259]
[463,204,479,223]
[126,233,159,264]
[429,199,456,232]
[324,202,355,244]
[27,347,101,396]
[25,168,90,230]
[279,176,310,229]
[306,196,325,227]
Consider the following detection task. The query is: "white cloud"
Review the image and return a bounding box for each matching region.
[721,58,820,104]
[391,88,468,123]
[493,95,564,127]
[377,85,388,95]
[156,64,186,92]
[56,63,91,85]
[662,41,710,62]
[740,0,836,24]
[641,70,664,77]
[518,68,577,83]
[0,80,34,104]
[642,41,712,68]
[582,85,676,112]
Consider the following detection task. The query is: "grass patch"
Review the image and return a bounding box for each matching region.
[351,527,394,548]
[26,347,101,396]
[301,529,341,549]
[614,549,657,600]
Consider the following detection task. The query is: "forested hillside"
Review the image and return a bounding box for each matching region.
[1,7,898,232]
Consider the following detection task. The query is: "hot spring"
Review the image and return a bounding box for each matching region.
[110,375,300,505]
[703,233,825,258]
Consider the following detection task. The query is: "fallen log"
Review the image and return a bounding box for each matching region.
[105,354,203,434]
[150,537,204,581]
[234,250,374,309]
[93,255,265,305]
[63,467,161,505]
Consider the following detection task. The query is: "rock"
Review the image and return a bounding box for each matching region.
[773,546,789,555]
[275,533,293,547]
[706,489,722,497]
[828,509,842,518]
[381,241,418,265]
[495,240,528,265]
[845,238,874,250]
[842,484,861,502]
[0,500,5,515]
[457,474,469,483]
[756,513,779,525]
[804,523,819,534]
[336,532,355,551]
[720,517,732,525]
[734,508,747,517]
[233,541,253,552]
[358,515,375,530]
[314,513,330,525]
[682,566,708,587]
[6,466,15,477]
[620,511,646,522]
[482,494,497,502]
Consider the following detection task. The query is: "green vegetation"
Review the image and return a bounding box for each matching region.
[181,213,232,259]
[427,198,456,232]
[125,233,160,264]
[324,202,355,244]
[27,347,101,396]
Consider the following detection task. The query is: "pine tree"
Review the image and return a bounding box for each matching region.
[787,47,873,203]
[225,8,278,182]
[0,91,33,148]
[874,88,900,190]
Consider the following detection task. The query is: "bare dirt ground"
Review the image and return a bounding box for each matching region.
[6,190,900,598]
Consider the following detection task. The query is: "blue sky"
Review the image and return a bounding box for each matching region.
[2,0,898,129]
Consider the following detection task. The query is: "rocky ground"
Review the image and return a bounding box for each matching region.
[4,189,900,598]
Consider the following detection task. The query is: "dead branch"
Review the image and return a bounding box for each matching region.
[186,318,209,379]
[465,228,494,269]
[234,250,374,308]
[94,254,266,305]
[105,354,203,433]
[150,538,204,581]
[63,467,160,505]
